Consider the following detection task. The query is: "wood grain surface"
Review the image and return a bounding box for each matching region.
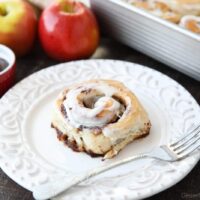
[0,37,199,200]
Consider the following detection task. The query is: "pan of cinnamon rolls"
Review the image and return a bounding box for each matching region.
[51,80,151,159]
[128,0,200,34]
[91,0,200,80]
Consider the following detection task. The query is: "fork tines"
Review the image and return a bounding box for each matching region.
[170,124,200,157]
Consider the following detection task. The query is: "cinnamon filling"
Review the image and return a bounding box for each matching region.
[60,104,67,118]
[51,123,103,157]
[111,95,126,122]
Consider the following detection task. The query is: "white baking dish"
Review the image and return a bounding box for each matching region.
[91,0,200,81]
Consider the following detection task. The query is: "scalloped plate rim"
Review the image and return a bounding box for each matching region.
[0,59,199,200]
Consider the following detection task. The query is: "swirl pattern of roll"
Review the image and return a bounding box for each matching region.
[51,80,151,159]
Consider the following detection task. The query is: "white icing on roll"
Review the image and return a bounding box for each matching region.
[180,15,200,26]
[161,0,200,15]
[63,83,125,128]
[179,15,200,33]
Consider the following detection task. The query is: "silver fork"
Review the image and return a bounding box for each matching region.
[33,124,200,200]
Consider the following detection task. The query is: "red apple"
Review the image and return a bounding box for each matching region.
[0,0,37,57]
[39,0,100,61]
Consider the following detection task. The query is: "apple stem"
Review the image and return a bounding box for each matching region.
[0,7,7,16]
[59,0,75,13]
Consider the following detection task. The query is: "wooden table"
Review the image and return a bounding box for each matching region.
[0,37,199,200]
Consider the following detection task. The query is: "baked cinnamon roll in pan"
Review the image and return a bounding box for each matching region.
[131,0,181,23]
[179,15,200,33]
[163,0,200,16]
[51,80,151,159]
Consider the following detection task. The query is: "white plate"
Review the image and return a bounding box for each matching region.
[0,60,199,200]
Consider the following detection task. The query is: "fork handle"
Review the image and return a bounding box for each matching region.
[33,154,147,200]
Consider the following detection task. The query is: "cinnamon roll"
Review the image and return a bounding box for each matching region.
[162,0,200,16]
[150,1,181,23]
[130,0,181,23]
[51,80,151,159]
[179,15,200,33]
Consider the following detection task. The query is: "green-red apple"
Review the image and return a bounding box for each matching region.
[0,0,37,57]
